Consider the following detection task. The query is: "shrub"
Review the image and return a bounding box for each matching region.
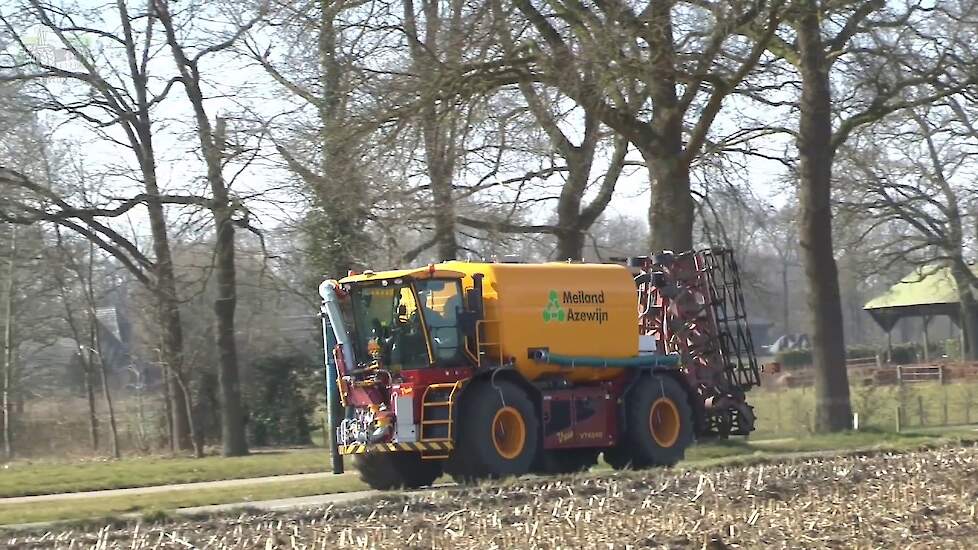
[245,354,320,447]
[889,343,918,365]
[846,345,878,360]
[775,349,812,368]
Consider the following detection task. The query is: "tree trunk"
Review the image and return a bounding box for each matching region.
[124,0,193,450]
[781,261,790,333]
[430,166,459,261]
[404,0,460,262]
[554,159,589,261]
[211,118,248,457]
[156,3,249,456]
[92,336,120,459]
[555,228,586,261]
[138,134,192,451]
[313,1,368,277]
[796,2,852,432]
[645,152,695,252]
[951,263,978,360]
[84,362,99,451]
[97,366,120,458]
[2,225,16,461]
[643,1,694,253]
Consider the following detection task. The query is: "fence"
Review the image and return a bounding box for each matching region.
[4,394,171,459]
[896,365,945,385]
[751,369,978,438]
[763,361,978,389]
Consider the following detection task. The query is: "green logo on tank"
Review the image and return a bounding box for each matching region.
[543,290,566,323]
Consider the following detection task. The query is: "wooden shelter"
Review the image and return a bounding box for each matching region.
[864,265,975,360]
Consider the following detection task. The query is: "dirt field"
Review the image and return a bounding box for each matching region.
[9,444,978,549]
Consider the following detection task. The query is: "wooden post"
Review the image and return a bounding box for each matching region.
[897,365,903,386]
[917,395,925,426]
[922,315,932,362]
[887,330,893,364]
[896,404,902,433]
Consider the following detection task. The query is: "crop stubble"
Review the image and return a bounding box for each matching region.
[9,445,978,549]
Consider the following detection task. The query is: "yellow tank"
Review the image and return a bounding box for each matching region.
[442,261,639,383]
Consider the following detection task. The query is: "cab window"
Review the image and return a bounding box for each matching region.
[416,279,464,363]
[350,284,429,370]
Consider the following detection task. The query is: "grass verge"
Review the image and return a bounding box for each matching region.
[0,448,331,498]
[2,427,976,527]
[0,475,366,526]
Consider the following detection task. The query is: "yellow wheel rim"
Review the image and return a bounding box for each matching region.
[491,406,526,460]
[649,397,681,448]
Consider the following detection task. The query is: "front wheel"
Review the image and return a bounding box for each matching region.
[447,380,538,482]
[354,452,442,490]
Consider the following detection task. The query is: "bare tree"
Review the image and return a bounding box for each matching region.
[841,104,978,358]
[509,0,784,251]
[748,0,977,431]
[0,0,197,450]
[51,233,100,453]
[1,224,15,460]
[244,0,373,278]
[154,0,268,456]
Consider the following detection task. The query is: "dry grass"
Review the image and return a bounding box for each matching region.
[0,449,331,498]
[10,444,978,549]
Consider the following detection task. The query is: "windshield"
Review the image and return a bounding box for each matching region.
[349,284,430,370]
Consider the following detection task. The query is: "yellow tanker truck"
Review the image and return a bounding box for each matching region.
[319,249,760,488]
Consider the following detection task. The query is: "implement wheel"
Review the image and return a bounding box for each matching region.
[606,374,693,469]
[447,380,538,482]
[354,452,442,490]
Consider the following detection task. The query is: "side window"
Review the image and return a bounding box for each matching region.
[417,280,463,362]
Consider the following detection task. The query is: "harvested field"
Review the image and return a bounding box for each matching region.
[10,445,978,549]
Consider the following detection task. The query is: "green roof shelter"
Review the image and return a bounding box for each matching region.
[864,265,975,361]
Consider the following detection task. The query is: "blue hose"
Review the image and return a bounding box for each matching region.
[530,349,680,368]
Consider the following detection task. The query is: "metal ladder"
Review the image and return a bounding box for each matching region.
[419,381,463,459]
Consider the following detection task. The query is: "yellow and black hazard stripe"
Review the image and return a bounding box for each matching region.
[338,440,454,455]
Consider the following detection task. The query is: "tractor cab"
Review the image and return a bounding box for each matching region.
[337,268,475,371]
[320,267,480,452]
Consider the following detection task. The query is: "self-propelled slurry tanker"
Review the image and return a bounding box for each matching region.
[318,249,760,488]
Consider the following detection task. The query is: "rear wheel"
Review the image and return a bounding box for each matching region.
[535,448,600,475]
[606,374,693,469]
[354,452,442,490]
[447,380,538,482]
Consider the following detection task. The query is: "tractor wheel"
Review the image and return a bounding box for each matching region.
[354,452,442,490]
[614,374,694,469]
[448,380,538,482]
[535,448,600,475]
[602,446,632,470]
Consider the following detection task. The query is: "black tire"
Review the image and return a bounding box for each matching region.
[448,380,538,482]
[535,448,599,475]
[603,446,632,470]
[617,374,694,468]
[354,452,442,490]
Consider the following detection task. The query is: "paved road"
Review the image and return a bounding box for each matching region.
[177,483,456,516]
[178,488,386,515]
[0,472,346,505]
